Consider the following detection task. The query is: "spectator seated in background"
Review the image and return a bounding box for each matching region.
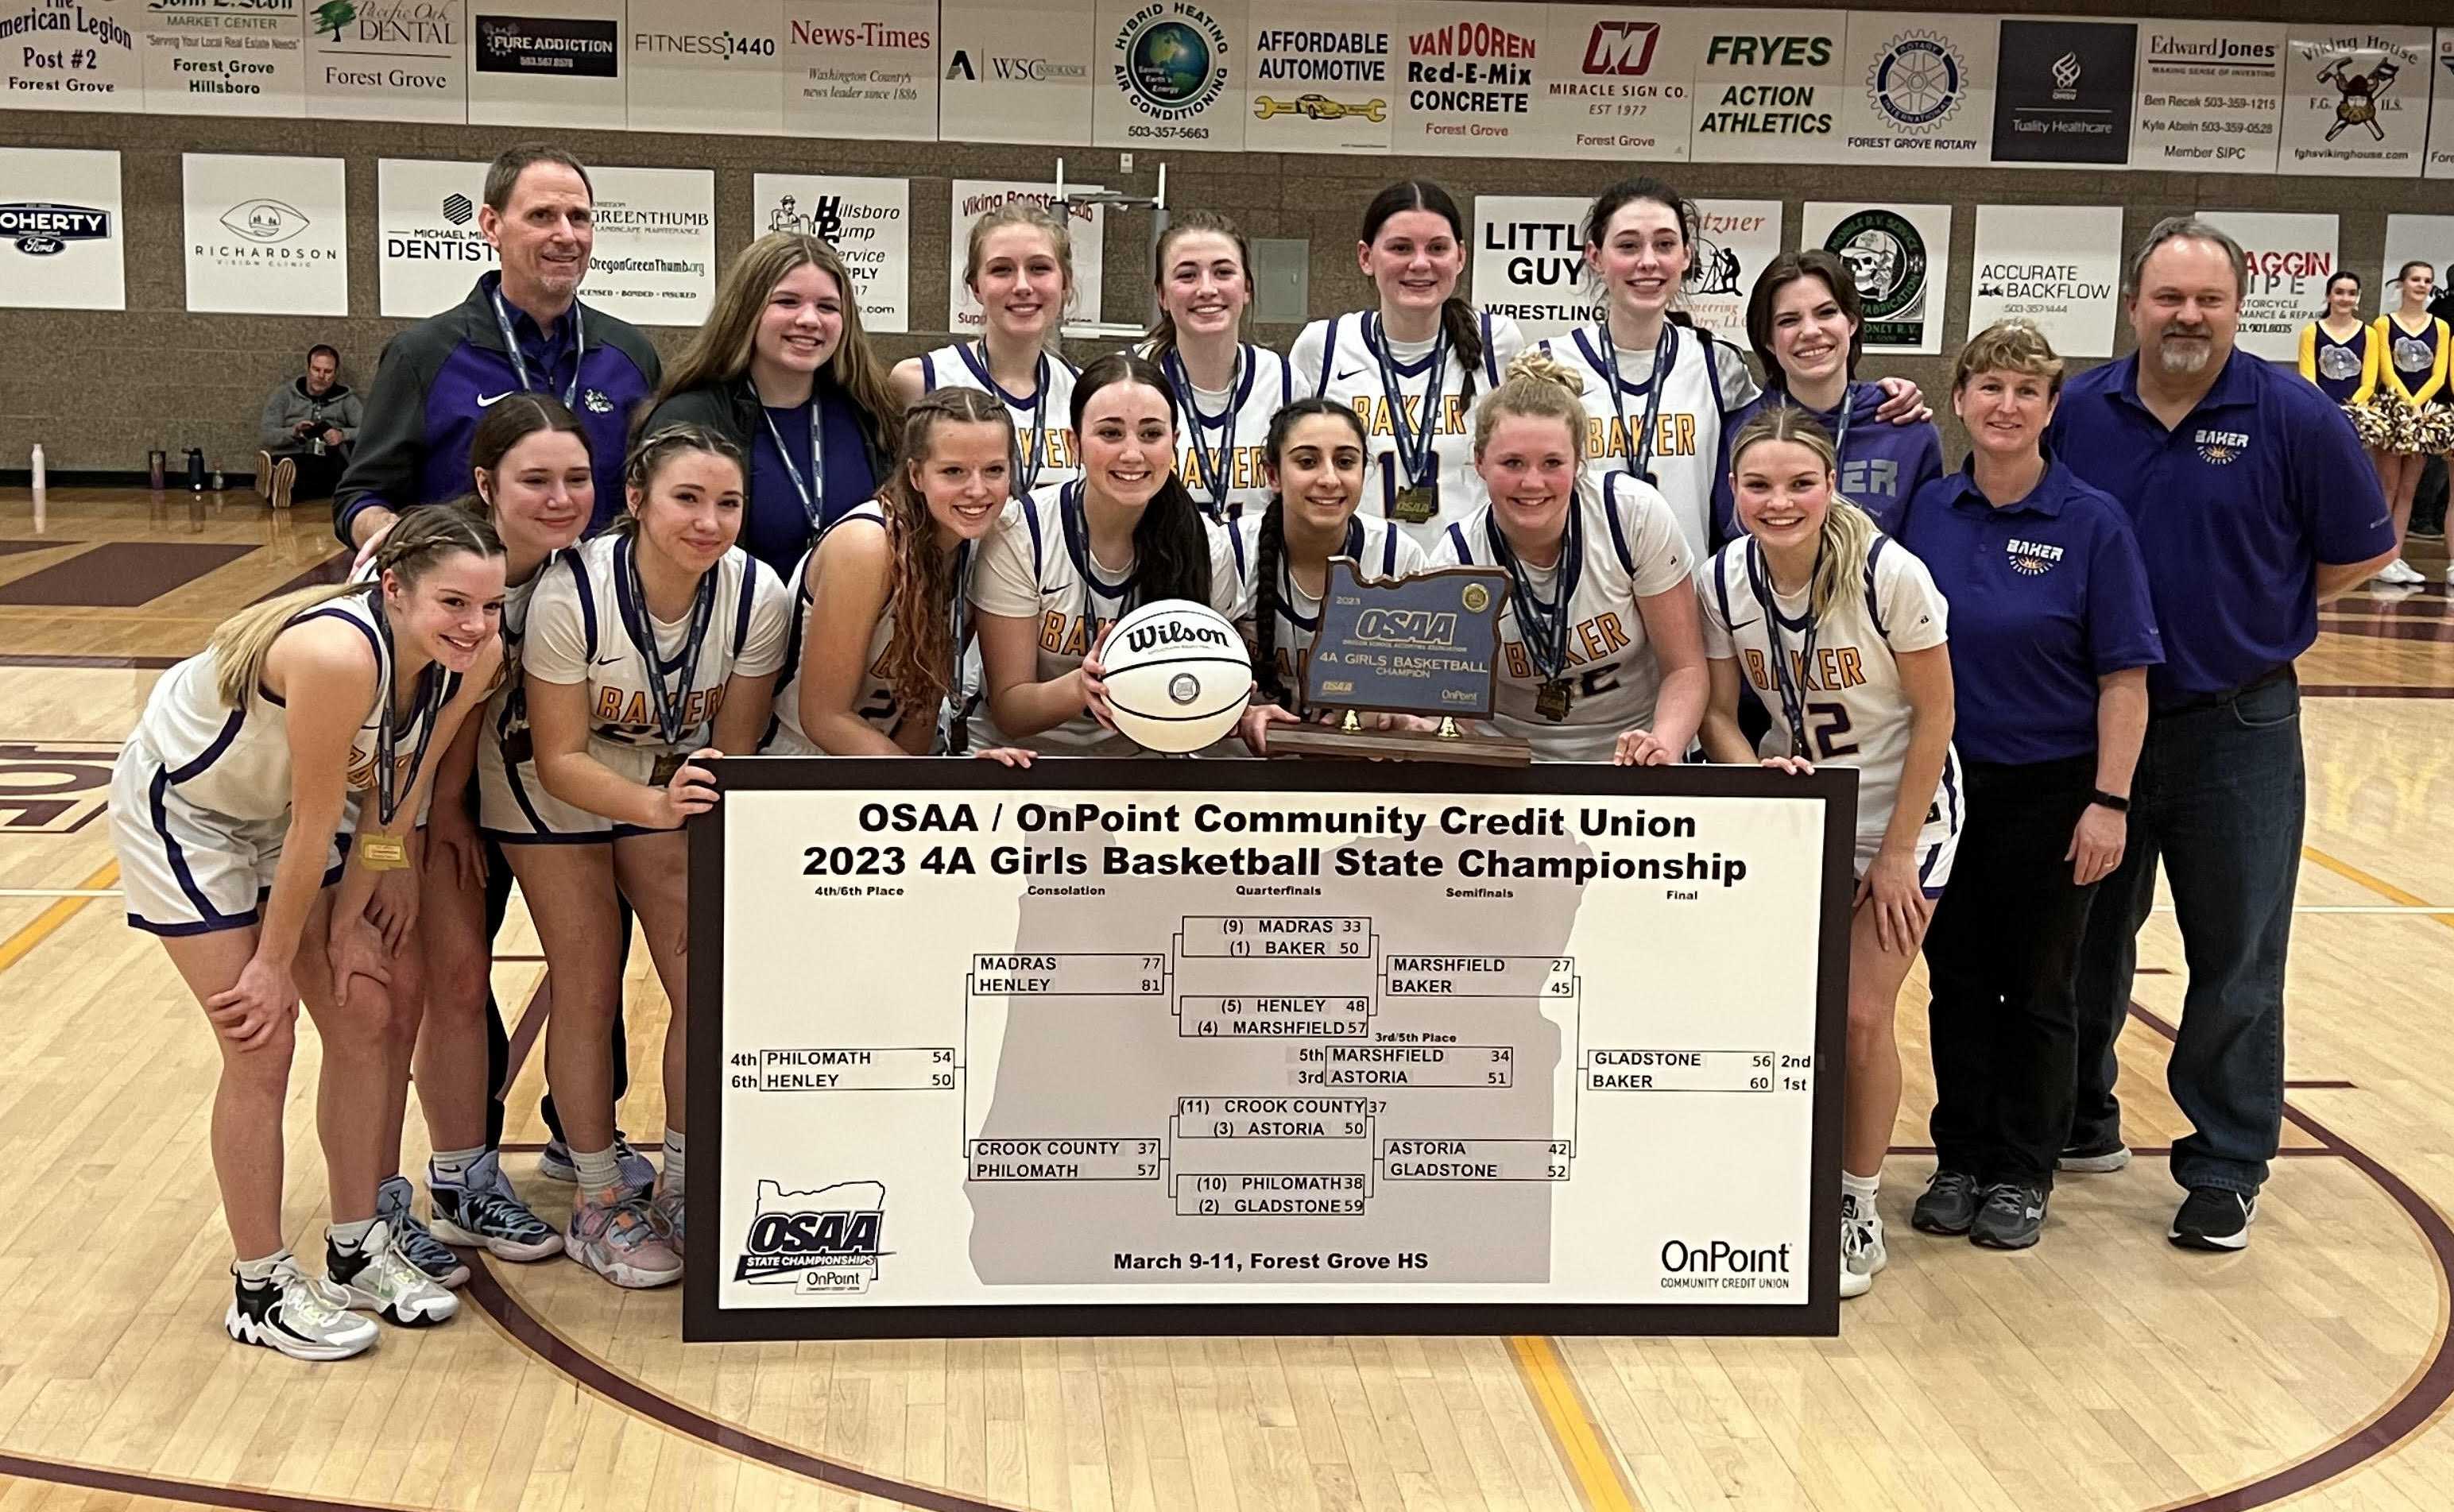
[257,344,361,509]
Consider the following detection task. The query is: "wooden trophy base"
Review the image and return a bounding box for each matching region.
[1269,714,1534,767]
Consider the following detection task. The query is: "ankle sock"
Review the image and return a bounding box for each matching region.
[660,1131,685,1195]
[327,1216,378,1252]
[429,1145,488,1185]
[234,1248,292,1283]
[573,1145,623,1190]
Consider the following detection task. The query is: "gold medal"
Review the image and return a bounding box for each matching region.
[1393,485,1437,524]
[1535,679,1573,723]
[357,831,411,871]
[650,752,686,788]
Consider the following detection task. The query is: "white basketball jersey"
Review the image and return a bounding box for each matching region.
[1431,474,1693,763]
[523,533,793,755]
[1136,341,1294,524]
[769,502,907,754]
[1291,311,1527,553]
[1534,322,1759,561]
[1226,509,1425,703]
[470,553,574,833]
[1700,535,1961,849]
[967,481,1241,756]
[916,341,1082,495]
[134,590,452,825]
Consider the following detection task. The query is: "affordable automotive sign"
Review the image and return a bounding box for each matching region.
[1688,12,1843,163]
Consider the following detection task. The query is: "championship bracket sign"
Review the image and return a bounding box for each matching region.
[687,758,1853,1340]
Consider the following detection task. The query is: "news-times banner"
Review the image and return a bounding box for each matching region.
[752,174,911,334]
[2198,211,2339,364]
[692,762,1847,1338]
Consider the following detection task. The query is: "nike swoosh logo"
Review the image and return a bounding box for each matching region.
[478,391,513,407]
[593,654,627,667]
[1336,366,1369,383]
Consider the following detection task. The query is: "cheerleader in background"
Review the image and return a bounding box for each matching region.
[1291,181,1526,550]
[1700,407,1960,1298]
[518,425,792,1288]
[970,353,1240,756]
[2370,261,2451,586]
[1230,396,1427,755]
[1428,353,1708,766]
[1142,211,1292,524]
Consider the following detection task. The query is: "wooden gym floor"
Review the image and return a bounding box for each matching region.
[2,485,2453,1511]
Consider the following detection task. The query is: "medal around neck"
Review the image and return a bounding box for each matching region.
[1270,560,1532,766]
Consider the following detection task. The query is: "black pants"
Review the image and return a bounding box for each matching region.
[2416,455,2448,537]
[479,833,633,1149]
[1922,754,2100,1187]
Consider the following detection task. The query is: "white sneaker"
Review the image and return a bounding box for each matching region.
[327,1219,460,1327]
[2377,558,2425,585]
[226,1257,378,1361]
[1839,1193,1887,1299]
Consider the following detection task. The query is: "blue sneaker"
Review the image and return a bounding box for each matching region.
[376,1174,470,1290]
[430,1150,563,1262]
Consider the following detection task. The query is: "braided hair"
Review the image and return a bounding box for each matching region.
[611,422,748,536]
[1250,397,1370,710]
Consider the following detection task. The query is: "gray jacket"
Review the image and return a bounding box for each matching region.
[260,377,362,451]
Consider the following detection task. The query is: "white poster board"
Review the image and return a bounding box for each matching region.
[376,157,493,318]
[1965,204,2121,359]
[2128,21,2283,174]
[0,147,126,311]
[1244,0,1394,155]
[1472,195,1598,340]
[1,0,143,111]
[181,153,349,316]
[2199,211,2340,362]
[939,0,1096,145]
[1800,201,1953,355]
[583,166,714,327]
[1528,6,1699,162]
[627,0,783,135]
[144,0,305,115]
[1687,9,1845,164]
[753,174,913,335]
[1388,0,1549,158]
[1095,0,1244,151]
[780,0,939,141]
[1682,199,1781,341]
[305,0,467,122]
[2279,27,2429,178]
[1837,11,1993,164]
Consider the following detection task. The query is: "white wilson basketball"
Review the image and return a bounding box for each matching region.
[1101,599,1253,754]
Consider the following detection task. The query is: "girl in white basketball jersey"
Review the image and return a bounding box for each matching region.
[1140,211,1293,524]
[972,352,1241,756]
[1699,407,1962,1301]
[890,201,1082,497]
[1428,353,1707,765]
[1231,397,1427,754]
[1291,181,1527,551]
[520,424,793,1289]
[768,388,1032,763]
[110,509,504,1359]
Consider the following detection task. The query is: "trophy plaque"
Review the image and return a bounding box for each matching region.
[1269,559,1533,766]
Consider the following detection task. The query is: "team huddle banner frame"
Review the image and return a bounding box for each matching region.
[686,758,1856,1342]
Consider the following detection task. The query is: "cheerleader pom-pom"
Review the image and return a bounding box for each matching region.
[2347,402,2398,451]
[2416,404,2454,456]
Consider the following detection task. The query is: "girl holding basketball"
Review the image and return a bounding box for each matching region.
[1699,407,1961,1299]
[1291,181,1525,550]
[970,352,1240,756]
[2370,261,2451,586]
[518,423,793,1287]
[110,508,504,1358]
[1141,211,1292,524]
[1427,352,1708,766]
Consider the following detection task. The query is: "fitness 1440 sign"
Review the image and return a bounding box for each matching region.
[687,760,1852,1340]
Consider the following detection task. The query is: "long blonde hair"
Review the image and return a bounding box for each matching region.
[653,232,902,459]
[208,507,503,707]
[964,202,1074,349]
[1473,350,1589,459]
[873,389,1016,717]
[1725,407,1876,622]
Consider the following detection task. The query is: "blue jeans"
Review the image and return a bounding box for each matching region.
[2068,672,2304,1196]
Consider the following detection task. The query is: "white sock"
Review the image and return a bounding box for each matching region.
[1842,1170,1880,1211]
[660,1131,686,1195]
[428,1145,488,1185]
[327,1216,378,1252]
[572,1145,623,1191]
[235,1248,292,1283]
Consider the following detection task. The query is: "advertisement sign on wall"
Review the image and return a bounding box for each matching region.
[1095,0,1243,150]
[780,0,937,141]
[2127,21,2282,174]
[305,0,466,122]
[1801,200,1953,354]
[181,152,348,315]
[753,173,912,334]
[1990,17,2135,165]
[1,0,143,112]
[1528,6,1697,161]
[939,0,1095,145]
[1244,0,1392,154]
[1965,203,2121,358]
[1389,0,1548,157]
[0,146,126,311]
[144,0,305,116]
[2199,210,2340,363]
[1838,11,1992,164]
[1687,9,1844,164]
[375,156,491,318]
[1683,197,1781,340]
[466,0,623,126]
[583,165,715,327]
[1471,193,1597,339]
[2280,27,2429,178]
[628,0,781,134]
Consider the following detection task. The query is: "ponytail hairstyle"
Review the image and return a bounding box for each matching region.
[1250,396,1369,708]
[1580,176,1698,302]
[1358,182,1484,400]
[965,200,1076,350]
[1070,352,1213,607]
[873,388,1016,718]
[469,392,585,507]
[1145,211,1252,364]
[1472,350,1589,461]
[612,422,748,537]
[2322,269,2363,315]
[1725,406,1876,624]
[1746,249,1867,393]
[209,505,504,708]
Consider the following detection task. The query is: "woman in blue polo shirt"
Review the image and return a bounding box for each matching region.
[1900,321,2161,1252]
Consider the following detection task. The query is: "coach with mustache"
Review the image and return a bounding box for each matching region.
[2043,217,2394,1251]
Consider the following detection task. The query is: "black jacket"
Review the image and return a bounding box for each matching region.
[641,373,889,482]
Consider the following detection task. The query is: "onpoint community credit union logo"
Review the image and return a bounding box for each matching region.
[1824,208,1930,338]
[1866,28,1965,130]
[219,198,312,244]
[0,202,112,257]
[1113,0,1227,122]
[737,1178,887,1292]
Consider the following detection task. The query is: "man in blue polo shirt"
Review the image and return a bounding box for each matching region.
[2046,218,2395,1251]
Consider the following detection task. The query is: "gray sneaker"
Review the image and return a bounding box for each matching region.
[1971,1182,2048,1250]
[377,1174,470,1289]
[1911,1169,1982,1235]
[2057,1140,2131,1174]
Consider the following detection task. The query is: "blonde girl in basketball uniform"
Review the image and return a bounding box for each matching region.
[1231,396,1426,755]
[1139,211,1292,524]
[110,509,504,1358]
[891,201,1082,498]
[518,424,793,1287]
[767,388,1032,764]
[1699,407,1961,1299]
[1291,181,1526,551]
[1427,353,1706,765]
[2370,261,2450,586]
[971,352,1240,756]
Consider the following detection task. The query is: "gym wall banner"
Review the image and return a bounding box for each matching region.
[1964,203,2119,358]
[2381,215,2454,298]
[0,146,126,311]
[2433,30,2454,180]
[1470,194,1599,339]
[1528,5,1699,163]
[627,0,782,135]
[1244,0,1393,155]
[2200,210,2340,363]
[1801,201,1952,355]
[1838,10,1992,164]
[1097,0,1244,150]
[1687,9,1844,164]
[180,152,348,316]
[0,0,141,111]
[1390,0,1548,158]
[753,173,913,334]
[946,179,1105,336]
[583,165,715,327]
[939,0,1096,146]
[1683,198,1781,340]
[304,0,466,123]
[144,0,305,116]
[782,0,939,142]
[2128,20,2282,174]
[374,157,490,318]
[466,0,622,127]
[2281,28,2429,178]
[1990,17,2135,166]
